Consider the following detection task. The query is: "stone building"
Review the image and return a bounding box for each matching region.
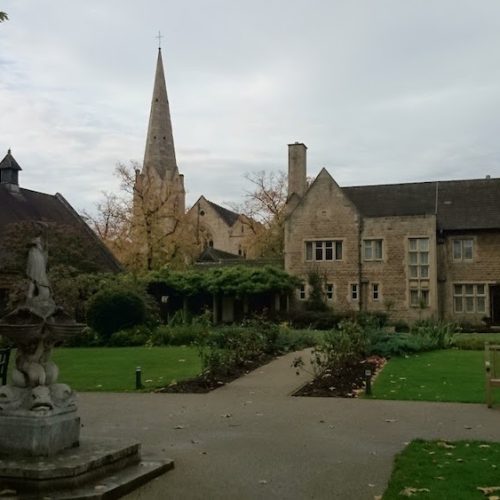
[133,49,252,265]
[0,149,122,314]
[284,143,500,326]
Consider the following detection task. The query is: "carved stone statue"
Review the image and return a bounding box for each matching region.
[0,233,83,412]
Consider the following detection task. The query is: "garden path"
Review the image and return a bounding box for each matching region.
[78,349,500,499]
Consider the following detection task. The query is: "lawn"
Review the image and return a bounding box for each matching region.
[44,347,201,392]
[383,440,500,500]
[370,350,488,403]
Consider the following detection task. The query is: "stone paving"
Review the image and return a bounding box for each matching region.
[77,350,500,499]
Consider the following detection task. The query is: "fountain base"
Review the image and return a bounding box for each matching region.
[0,407,80,457]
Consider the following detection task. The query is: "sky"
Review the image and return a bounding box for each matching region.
[1,1,500,214]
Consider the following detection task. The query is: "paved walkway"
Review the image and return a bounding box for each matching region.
[78,350,500,499]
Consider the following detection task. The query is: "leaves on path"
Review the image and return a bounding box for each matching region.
[400,486,430,496]
[478,486,500,495]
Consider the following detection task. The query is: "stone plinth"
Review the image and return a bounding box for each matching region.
[0,438,173,498]
[0,407,79,457]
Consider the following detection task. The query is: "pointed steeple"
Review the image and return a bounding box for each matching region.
[0,149,22,186]
[143,48,177,180]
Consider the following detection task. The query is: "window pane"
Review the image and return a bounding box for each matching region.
[465,297,474,312]
[410,290,419,306]
[453,240,462,260]
[419,252,429,265]
[421,290,429,306]
[325,247,333,260]
[306,242,312,260]
[409,239,417,251]
[465,284,474,295]
[316,245,323,260]
[420,266,429,278]
[409,253,418,265]
[454,284,463,295]
[335,241,343,260]
[419,239,429,251]
[374,240,383,259]
[454,297,463,312]
[364,241,373,260]
[477,285,485,295]
[477,297,485,313]
[409,266,418,278]
[325,241,333,249]
[463,240,473,260]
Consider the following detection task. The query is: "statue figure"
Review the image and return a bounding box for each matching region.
[26,236,51,301]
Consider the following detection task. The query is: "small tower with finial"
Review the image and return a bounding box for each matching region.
[0,149,22,190]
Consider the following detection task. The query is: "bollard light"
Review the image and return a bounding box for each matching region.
[365,368,372,396]
[136,366,143,390]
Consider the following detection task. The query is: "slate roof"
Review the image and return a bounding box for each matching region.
[206,200,240,227]
[343,177,500,231]
[0,150,22,172]
[197,247,243,262]
[0,184,122,272]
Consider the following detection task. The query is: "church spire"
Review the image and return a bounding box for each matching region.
[143,48,177,180]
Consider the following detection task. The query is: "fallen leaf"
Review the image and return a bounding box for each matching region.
[400,487,430,497]
[385,419,397,423]
[478,487,500,495]
[480,444,491,448]
[173,425,185,430]
[258,479,268,485]
[434,477,445,480]
[437,441,455,449]
[221,413,232,418]
[368,483,375,487]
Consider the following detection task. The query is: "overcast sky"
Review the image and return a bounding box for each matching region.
[1,1,500,214]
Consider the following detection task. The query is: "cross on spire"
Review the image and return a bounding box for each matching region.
[156,31,163,49]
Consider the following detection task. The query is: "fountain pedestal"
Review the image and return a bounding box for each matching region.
[0,407,79,457]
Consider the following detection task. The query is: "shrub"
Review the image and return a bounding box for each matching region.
[108,325,152,347]
[367,332,437,357]
[275,327,323,352]
[410,319,456,349]
[310,321,367,376]
[86,287,147,343]
[151,323,208,346]
[63,326,99,347]
[287,310,344,330]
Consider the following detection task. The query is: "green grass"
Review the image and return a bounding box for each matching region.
[370,350,488,403]
[42,347,201,392]
[383,440,500,499]
[453,333,500,350]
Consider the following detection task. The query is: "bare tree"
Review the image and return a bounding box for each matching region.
[228,170,288,258]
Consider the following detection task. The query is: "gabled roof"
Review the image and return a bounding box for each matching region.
[0,184,122,272]
[197,247,243,262]
[343,177,500,231]
[0,150,22,171]
[205,199,240,227]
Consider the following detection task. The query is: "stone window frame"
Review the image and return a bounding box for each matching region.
[304,239,344,262]
[363,239,384,261]
[298,284,307,301]
[349,283,359,301]
[371,283,381,301]
[452,238,474,263]
[325,283,334,302]
[453,283,486,314]
[408,236,431,309]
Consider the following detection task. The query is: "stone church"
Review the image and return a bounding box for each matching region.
[133,49,253,266]
[284,143,500,326]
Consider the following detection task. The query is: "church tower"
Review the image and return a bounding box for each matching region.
[132,47,186,269]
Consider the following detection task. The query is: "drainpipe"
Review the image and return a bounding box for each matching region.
[358,216,364,312]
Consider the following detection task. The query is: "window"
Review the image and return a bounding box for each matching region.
[305,240,343,261]
[409,286,429,307]
[325,283,334,301]
[363,239,383,261]
[408,238,429,278]
[371,283,380,301]
[298,284,306,300]
[454,284,486,313]
[350,283,359,301]
[453,239,473,261]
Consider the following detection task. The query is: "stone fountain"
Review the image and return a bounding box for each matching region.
[0,235,172,497]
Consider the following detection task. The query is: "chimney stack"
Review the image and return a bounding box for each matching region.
[288,142,307,199]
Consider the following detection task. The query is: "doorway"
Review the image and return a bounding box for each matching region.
[490,286,500,325]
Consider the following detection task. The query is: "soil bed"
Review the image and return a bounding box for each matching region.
[293,356,385,397]
[156,354,275,393]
